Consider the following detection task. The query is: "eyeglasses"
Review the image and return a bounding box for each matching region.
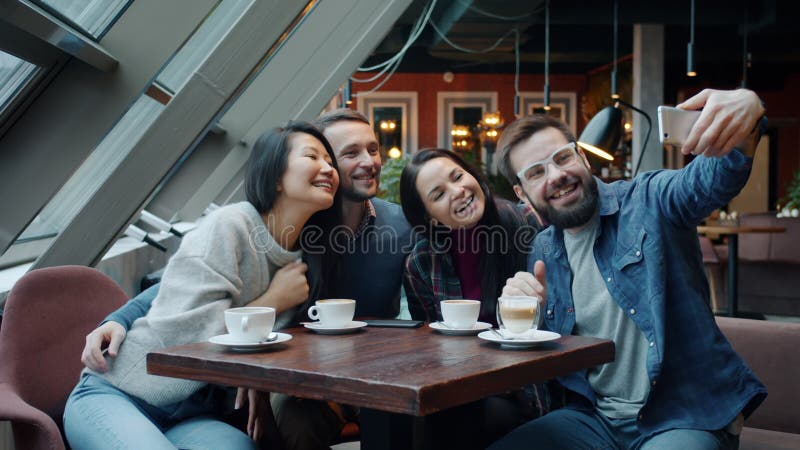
[515,142,579,185]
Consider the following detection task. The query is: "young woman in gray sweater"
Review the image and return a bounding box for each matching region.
[64,121,341,450]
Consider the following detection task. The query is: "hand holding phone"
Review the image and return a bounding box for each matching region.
[673,88,764,156]
[658,106,701,148]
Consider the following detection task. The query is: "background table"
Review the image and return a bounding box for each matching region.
[148,325,614,449]
[697,225,786,317]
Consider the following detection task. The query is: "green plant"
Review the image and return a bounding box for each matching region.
[778,168,800,212]
[376,156,408,204]
[486,171,517,201]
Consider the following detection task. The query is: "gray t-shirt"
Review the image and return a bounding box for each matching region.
[563,214,650,419]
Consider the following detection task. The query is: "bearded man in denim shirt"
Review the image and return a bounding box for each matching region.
[489,89,767,450]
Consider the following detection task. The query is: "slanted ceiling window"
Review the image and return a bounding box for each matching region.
[5,0,251,267]
[0,51,39,116]
[31,0,131,39]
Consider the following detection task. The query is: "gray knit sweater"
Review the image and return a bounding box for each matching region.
[91,202,301,406]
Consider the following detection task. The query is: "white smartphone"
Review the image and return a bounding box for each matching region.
[657,106,701,147]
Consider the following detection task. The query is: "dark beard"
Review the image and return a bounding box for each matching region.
[533,176,598,229]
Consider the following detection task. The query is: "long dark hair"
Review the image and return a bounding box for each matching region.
[245,121,342,321]
[400,149,531,320]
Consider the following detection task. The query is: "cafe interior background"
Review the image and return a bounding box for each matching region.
[1,0,799,446]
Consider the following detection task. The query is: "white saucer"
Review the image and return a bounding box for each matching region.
[477,329,561,349]
[429,321,493,336]
[208,332,292,351]
[302,320,368,335]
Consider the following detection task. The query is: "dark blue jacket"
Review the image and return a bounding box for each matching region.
[337,198,412,318]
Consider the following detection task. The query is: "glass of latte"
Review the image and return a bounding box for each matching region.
[496,296,540,337]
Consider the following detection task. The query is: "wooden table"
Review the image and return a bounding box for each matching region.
[147,325,614,449]
[697,225,786,317]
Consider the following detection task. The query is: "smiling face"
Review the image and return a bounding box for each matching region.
[414,156,486,229]
[322,120,381,202]
[509,127,598,230]
[278,132,339,211]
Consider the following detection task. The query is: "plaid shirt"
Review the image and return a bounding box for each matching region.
[532,150,766,434]
[352,200,377,239]
[403,238,463,322]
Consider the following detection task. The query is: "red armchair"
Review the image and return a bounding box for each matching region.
[0,266,127,450]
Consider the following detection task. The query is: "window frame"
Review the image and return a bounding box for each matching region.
[437,91,498,168]
[357,91,419,155]
[29,0,133,40]
[519,91,578,136]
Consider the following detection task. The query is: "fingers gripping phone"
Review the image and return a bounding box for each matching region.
[658,106,702,147]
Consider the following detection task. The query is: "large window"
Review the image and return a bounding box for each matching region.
[5,0,250,267]
[157,0,252,94]
[31,0,131,39]
[1,0,411,277]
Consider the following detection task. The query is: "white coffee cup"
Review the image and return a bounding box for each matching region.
[224,306,276,342]
[307,299,356,327]
[496,296,540,336]
[440,299,481,329]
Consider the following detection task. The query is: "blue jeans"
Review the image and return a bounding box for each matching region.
[64,373,257,450]
[487,408,739,450]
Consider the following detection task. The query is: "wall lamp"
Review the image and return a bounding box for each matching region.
[578,99,653,176]
[577,105,620,161]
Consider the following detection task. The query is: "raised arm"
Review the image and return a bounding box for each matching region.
[650,89,765,227]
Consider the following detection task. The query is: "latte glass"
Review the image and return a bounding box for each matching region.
[496,296,540,337]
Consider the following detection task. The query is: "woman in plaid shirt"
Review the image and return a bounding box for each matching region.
[400,148,539,325]
[398,148,551,448]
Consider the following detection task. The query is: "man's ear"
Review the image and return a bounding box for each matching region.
[577,148,592,169]
[513,184,530,207]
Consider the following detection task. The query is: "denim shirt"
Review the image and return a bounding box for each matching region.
[528,149,767,436]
